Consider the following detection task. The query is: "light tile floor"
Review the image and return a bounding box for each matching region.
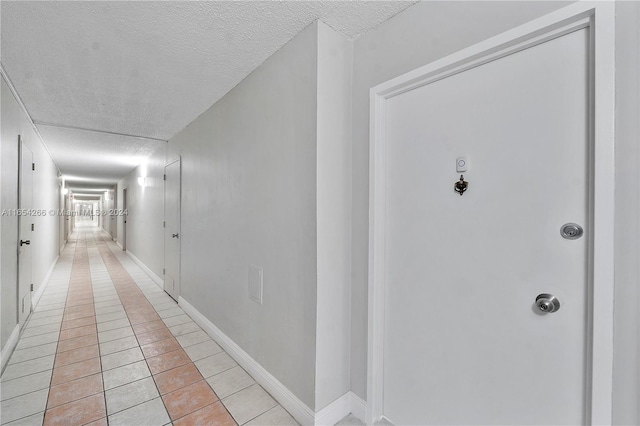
[0,224,298,426]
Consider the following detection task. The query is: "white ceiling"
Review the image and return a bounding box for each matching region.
[1,1,415,190]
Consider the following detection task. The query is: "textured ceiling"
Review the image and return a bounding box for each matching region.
[1,1,416,188]
[37,125,165,184]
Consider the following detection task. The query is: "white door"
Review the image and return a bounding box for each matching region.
[18,138,33,326]
[381,29,589,424]
[164,159,181,301]
[122,188,128,250]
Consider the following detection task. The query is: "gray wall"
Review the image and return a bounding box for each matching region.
[1,76,61,355]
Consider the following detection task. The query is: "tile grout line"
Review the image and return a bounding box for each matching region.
[93,230,239,425]
[98,229,286,425]
[40,238,76,423]
[94,231,172,423]
[42,232,108,425]
[85,230,110,426]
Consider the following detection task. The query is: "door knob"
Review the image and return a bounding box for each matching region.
[20,240,31,246]
[535,293,560,313]
[172,233,179,238]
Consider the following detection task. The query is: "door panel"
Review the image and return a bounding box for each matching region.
[122,188,127,251]
[18,139,33,326]
[383,29,588,424]
[164,159,181,301]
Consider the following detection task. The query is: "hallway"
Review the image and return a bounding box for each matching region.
[1,2,639,425]
[0,222,297,426]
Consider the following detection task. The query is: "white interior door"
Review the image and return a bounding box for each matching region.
[164,159,181,301]
[381,28,589,425]
[18,138,33,326]
[122,188,128,250]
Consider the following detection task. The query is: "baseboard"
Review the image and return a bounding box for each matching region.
[349,392,366,423]
[316,393,351,426]
[32,255,59,308]
[0,324,21,375]
[179,297,316,425]
[125,250,164,289]
[315,392,367,425]
[115,240,123,250]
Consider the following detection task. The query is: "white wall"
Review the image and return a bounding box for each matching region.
[612,2,640,424]
[117,145,166,280]
[1,75,61,362]
[121,21,355,414]
[315,21,352,410]
[1,77,21,352]
[171,22,319,408]
[349,0,574,400]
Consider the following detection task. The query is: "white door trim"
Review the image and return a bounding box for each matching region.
[163,157,182,301]
[366,3,615,425]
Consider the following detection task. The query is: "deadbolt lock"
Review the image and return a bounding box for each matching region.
[560,223,583,240]
[535,293,560,314]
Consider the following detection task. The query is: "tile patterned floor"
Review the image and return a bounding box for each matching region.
[0,224,298,426]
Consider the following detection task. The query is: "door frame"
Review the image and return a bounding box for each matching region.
[17,136,33,325]
[163,158,181,301]
[122,187,128,251]
[366,3,615,425]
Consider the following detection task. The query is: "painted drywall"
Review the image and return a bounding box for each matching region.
[612,2,640,424]
[315,21,353,411]
[1,76,60,352]
[1,77,21,350]
[169,22,319,408]
[117,145,166,279]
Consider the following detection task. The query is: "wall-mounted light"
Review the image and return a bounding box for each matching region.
[62,188,69,195]
[137,176,147,187]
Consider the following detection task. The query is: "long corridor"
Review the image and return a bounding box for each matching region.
[0,223,298,425]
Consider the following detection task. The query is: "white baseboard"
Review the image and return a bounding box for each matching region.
[349,392,366,423]
[125,250,164,289]
[315,392,367,426]
[32,255,59,308]
[316,393,351,426]
[179,297,316,425]
[115,240,123,250]
[0,325,21,374]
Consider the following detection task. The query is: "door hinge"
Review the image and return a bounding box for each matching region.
[32,163,35,171]
[163,268,166,275]
[31,223,35,231]
[163,174,167,181]
[30,284,34,291]
[163,221,166,228]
